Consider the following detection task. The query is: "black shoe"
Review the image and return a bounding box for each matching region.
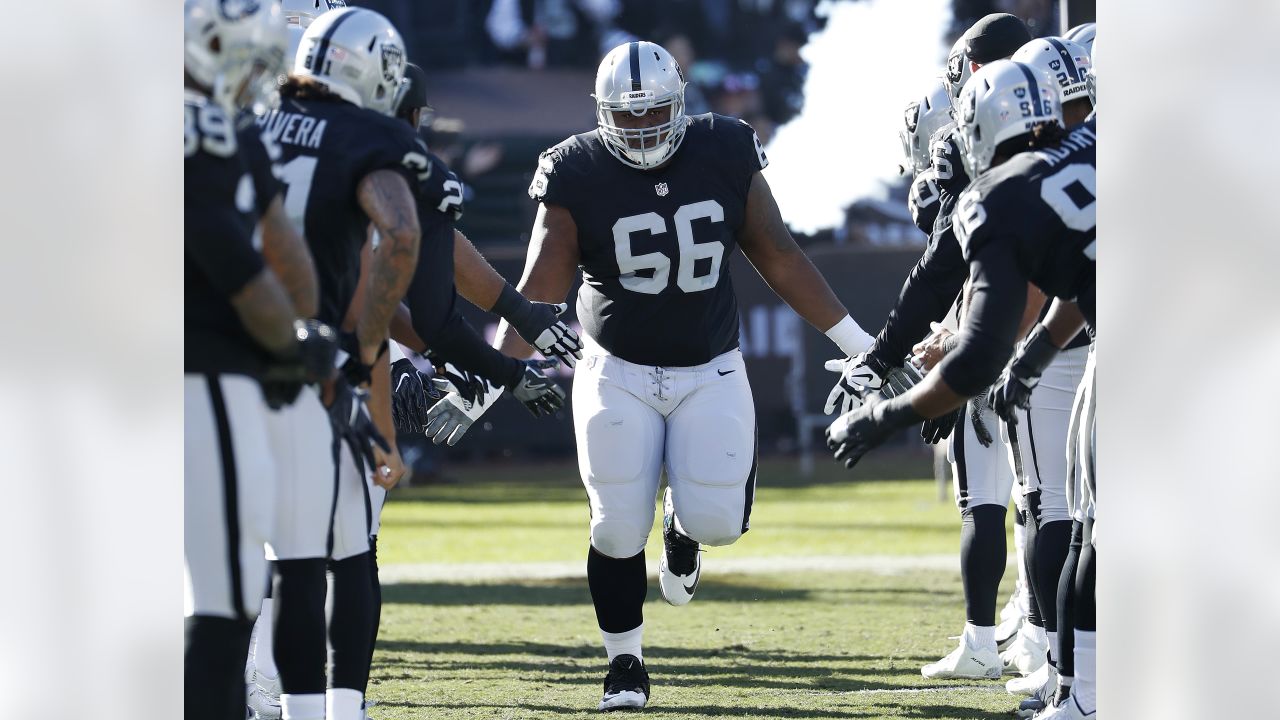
[658,488,701,606]
[598,654,649,711]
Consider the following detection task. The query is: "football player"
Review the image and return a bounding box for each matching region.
[826,58,1096,718]
[248,8,425,720]
[825,13,1033,681]
[184,2,340,718]
[493,41,877,710]
[900,78,952,238]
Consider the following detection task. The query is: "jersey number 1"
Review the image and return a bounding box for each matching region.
[277,156,318,230]
[612,200,726,294]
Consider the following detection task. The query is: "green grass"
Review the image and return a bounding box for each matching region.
[369,455,1021,719]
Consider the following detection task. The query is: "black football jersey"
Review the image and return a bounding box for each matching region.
[185,91,270,376]
[908,168,942,235]
[930,123,972,237]
[236,115,285,216]
[529,113,768,367]
[255,95,428,328]
[955,120,1097,332]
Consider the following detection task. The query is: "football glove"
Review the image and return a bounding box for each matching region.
[422,380,504,446]
[390,358,440,434]
[921,408,959,444]
[509,362,566,417]
[968,387,995,448]
[826,393,924,470]
[823,352,891,415]
[493,285,584,368]
[879,360,925,399]
[260,320,341,409]
[989,323,1059,424]
[325,376,390,474]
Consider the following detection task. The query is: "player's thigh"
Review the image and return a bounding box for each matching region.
[331,443,373,561]
[573,355,665,559]
[264,386,335,561]
[949,411,1015,511]
[184,374,275,620]
[665,370,757,547]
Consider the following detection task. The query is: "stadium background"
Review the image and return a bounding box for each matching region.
[343,0,1094,480]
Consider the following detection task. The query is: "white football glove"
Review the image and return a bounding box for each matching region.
[823,353,887,415]
[422,380,504,447]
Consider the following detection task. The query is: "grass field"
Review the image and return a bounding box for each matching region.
[368,454,1020,720]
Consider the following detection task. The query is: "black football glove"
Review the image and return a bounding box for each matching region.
[325,376,390,474]
[989,323,1059,424]
[260,320,341,409]
[825,393,924,470]
[968,387,995,448]
[878,360,925,399]
[508,362,566,417]
[492,285,583,368]
[391,358,441,434]
[921,409,959,444]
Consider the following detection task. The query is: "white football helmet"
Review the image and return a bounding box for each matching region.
[1012,37,1091,106]
[293,6,408,115]
[955,60,1062,178]
[943,36,972,100]
[281,0,345,28]
[1086,35,1098,107]
[184,0,287,111]
[594,41,689,170]
[1063,22,1096,52]
[899,78,952,175]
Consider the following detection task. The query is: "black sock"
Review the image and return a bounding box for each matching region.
[273,558,329,694]
[587,545,647,633]
[1034,519,1072,635]
[185,614,253,720]
[960,504,1007,626]
[1021,503,1043,628]
[1056,520,1084,677]
[367,535,382,693]
[1075,518,1096,632]
[328,551,375,692]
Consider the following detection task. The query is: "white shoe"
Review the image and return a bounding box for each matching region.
[995,611,1024,651]
[245,669,282,720]
[1033,694,1093,719]
[921,636,1002,680]
[1008,661,1054,696]
[1015,669,1061,718]
[1001,623,1048,676]
[658,488,701,607]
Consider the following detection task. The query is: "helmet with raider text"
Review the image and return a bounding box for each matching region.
[594,41,689,170]
[943,36,972,100]
[1012,37,1091,107]
[293,7,408,116]
[955,60,1062,178]
[900,78,952,175]
[184,0,287,111]
[281,0,345,28]
[1064,22,1096,53]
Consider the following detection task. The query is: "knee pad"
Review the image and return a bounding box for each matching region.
[590,519,650,560]
[580,410,651,486]
[675,510,743,547]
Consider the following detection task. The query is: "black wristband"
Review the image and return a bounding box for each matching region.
[492,283,533,327]
[875,393,926,429]
[1012,323,1058,378]
[864,348,896,377]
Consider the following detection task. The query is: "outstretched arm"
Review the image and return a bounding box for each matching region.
[493,202,581,359]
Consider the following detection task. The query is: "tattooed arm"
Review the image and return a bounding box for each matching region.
[355,169,421,365]
[230,269,299,357]
[259,195,319,319]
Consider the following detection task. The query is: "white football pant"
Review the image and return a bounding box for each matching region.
[1066,345,1097,529]
[185,374,275,620]
[950,401,1016,511]
[1003,345,1089,524]
[573,347,757,559]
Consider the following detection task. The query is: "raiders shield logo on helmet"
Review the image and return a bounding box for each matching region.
[381,45,404,83]
[904,103,920,133]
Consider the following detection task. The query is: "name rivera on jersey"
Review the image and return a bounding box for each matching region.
[256,111,328,150]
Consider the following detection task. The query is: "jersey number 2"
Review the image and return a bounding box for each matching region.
[612,200,725,294]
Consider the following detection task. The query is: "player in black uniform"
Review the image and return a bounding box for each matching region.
[826,59,1097,717]
[184,3,341,719]
[248,8,428,720]
[494,41,878,711]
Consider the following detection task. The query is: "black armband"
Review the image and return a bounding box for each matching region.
[1011,324,1059,379]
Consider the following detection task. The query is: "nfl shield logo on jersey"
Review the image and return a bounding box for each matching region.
[655,183,669,197]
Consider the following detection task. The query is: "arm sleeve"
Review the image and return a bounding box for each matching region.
[404,207,524,390]
[866,218,968,369]
[936,242,1026,397]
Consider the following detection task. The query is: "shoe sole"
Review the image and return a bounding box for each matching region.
[599,691,648,711]
[921,668,1002,680]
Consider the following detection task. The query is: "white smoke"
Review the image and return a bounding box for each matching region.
[763,0,953,234]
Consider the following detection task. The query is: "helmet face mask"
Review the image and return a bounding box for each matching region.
[293,7,408,116]
[899,79,952,175]
[594,41,689,170]
[955,60,1063,178]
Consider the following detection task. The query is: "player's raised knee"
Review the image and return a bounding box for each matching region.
[674,511,743,548]
[590,521,651,559]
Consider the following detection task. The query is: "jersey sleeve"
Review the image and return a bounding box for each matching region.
[352,118,431,189]
[416,153,465,221]
[721,117,769,191]
[936,239,1026,397]
[184,157,265,298]
[237,126,284,216]
[527,146,572,207]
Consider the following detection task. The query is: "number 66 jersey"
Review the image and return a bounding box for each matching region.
[529,113,768,367]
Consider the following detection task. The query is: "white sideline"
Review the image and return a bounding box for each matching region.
[378,554,1017,584]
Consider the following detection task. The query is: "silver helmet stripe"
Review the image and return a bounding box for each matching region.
[1045,37,1081,83]
[629,41,641,92]
[311,7,360,76]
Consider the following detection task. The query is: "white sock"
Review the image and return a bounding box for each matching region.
[601,624,644,662]
[326,688,365,720]
[1046,630,1059,663]
[1073,630,1096,713]
[1023,622,1047,644]
[252,598,278,678]
[963,622,996,650]
[1013,519,1028,590]
[281,693,325,720]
